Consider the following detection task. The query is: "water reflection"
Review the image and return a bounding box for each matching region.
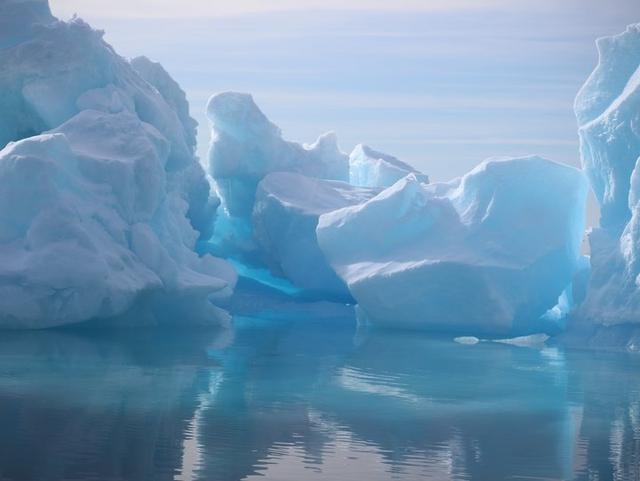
[0,328,232,481]
[0,317,638,481]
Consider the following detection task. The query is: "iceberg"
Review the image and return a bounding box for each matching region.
[206,92,349,252]
[0,3,216,239]
[571,24,640,336]
[349,143,428,188]
[317,156,588,336]
[575,23,640,231]
[253,172,379,298]
[0,1,235,328]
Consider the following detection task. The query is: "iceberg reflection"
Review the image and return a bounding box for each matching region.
[0,319,638,481]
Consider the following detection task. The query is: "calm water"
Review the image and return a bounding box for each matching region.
[0,314,639,481]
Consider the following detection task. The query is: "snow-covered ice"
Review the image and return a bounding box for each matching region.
[349,144,428,188]
[0,2,235,328]
[253,172,379,298]
[317,156,588,336]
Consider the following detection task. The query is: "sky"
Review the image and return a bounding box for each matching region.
[50,0,640,225]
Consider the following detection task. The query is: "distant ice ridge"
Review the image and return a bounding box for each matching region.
[571,23,640,335]
[206,92,349,254]
[317,156,588,336]
[0,1,235,328]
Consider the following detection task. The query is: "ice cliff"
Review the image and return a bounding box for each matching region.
[572,24,640,341]
[0,0,235,328]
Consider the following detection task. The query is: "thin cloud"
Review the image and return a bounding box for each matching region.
[49,0,582,19]
[188,89,569,113]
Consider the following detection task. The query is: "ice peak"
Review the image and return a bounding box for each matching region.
[305,131,340,153]
[354,144,417,173]
[206,91,280,141]
[349,143,428,188]
[575,22,640,126]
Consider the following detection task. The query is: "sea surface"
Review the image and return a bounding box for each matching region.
[0,312,639,481]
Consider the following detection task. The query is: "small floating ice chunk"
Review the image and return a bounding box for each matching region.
[492,334,550,347]
[454,336,480,345]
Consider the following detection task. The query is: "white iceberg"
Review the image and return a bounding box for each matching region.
[253,172,379,298]
[0,2,235,328]
[349,143,428,188]
[317,156,588,336]
[572,24,640,331]
[575,23,640,231]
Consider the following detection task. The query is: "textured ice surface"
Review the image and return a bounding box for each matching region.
[0,3,235,328]
[206,92,348,252]
[575,24,640,231]
[130,56,198,152]
[253,172,379,299]
[572,24,640,331]
[349,144,428,188]
[0,7,217,239]
[317,156,588,335]
[131,55,219,238]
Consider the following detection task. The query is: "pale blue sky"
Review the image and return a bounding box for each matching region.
[49,1,640,224]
